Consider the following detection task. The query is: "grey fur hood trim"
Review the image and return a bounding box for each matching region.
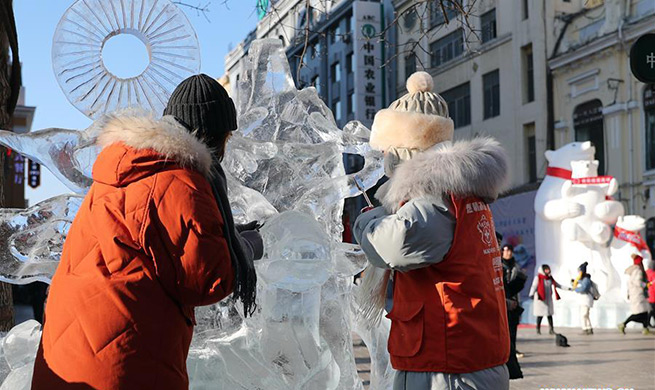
[376,137,509,212]
[96,111,214,176]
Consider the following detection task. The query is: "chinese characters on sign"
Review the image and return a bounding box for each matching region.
[13,154,24,185]
[28,160,41,189]
[354,1,382,127]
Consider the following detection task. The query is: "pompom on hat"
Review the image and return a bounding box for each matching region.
[370,71,454,151]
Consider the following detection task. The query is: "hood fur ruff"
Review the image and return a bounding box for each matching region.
[370,109,454,151]
[376,137,509,212]
[96,113,214,176]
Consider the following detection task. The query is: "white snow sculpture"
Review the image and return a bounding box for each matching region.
[53,0,201,119]
[561,160,623,244]
[534,141,595,278]
[558,159,624,291]
[0,38,391,389]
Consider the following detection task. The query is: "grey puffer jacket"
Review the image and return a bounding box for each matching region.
[353,137,508,273]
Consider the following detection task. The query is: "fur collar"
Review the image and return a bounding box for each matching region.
[376,137,509,212]
[96,113,213,176]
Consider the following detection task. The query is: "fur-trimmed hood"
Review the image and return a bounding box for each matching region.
[96,113,213,177]
[376,137,509,212]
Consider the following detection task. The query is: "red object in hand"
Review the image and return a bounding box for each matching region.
[361,206,374,213]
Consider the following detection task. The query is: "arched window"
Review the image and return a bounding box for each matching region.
[573,99,605,174]
[644,84,655,171]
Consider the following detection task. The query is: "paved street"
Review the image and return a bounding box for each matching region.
[355,326,655,390]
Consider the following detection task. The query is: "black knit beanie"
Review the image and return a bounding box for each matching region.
[163,74,237,144]
[578,261,588,274]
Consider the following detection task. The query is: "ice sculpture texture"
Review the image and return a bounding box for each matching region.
[53,0,201,119]
[0,38,391,389]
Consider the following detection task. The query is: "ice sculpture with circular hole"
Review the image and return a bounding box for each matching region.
[52,0,201,119]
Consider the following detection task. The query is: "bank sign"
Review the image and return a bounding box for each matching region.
[353,1,382,127]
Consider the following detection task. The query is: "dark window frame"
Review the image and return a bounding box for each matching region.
[483,69,500,119]
[430,0,459,29]
[441,82,471,129]
[430,29,464,68]
[405,51,417,80]
[645,85,655,171]
[481,9,497,43]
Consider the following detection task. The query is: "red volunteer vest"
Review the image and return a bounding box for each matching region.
[386,196,510,373]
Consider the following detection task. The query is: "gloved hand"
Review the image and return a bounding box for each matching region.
[240,230,264,260]
[236,220,261,233]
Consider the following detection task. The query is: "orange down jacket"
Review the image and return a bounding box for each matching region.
[31,115,235,390]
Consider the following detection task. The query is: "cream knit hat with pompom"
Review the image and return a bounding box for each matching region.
[370,71,454,151]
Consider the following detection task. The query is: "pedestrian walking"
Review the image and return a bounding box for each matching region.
[501,244,527,379]
[31,74,263,389]
[618,254,651,335]
[354,71,510,390]
[646,259,655,328]
[573,262,595,335]
[529,264,569,335]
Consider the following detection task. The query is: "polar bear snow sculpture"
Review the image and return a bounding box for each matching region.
[534,141,595,279]
[559,159,624,291]
[561,160,623,244]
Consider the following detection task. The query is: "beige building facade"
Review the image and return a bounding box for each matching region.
[549,0,655,220]
[393,0,654,218]
[392,0,558,190]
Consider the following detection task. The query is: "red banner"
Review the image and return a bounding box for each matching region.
[614,225,651,255]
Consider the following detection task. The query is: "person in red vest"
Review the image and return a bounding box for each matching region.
[529,264,569,335]
[646,258,655,327]
[353,71,510,390]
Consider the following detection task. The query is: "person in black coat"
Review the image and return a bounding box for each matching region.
[502,243,528,380]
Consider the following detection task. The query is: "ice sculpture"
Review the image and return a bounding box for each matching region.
[53,0,200,119]
[0,320,41,390]
[0,195,83,284]
[0,125,100,194]
[0,38,391,389]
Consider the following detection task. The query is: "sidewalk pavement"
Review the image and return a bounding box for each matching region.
[511,326,655,390]
[355,327,655,390]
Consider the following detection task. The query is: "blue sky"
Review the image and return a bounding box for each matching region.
[13,0,260,204]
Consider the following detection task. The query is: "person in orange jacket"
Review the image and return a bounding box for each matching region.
[31,74,262,389]
[353,71,510,390]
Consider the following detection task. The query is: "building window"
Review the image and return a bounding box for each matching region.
[481,9,497,43]
[331,23,341,45]
[441,82,470,128]
[574,99,605,175]
[405,52,417,80]
[644,85,655,171]
[430,29,464,68]
[331,61,341,83]
[312,74,321,96]
[523,0,529,19]
[348,90,356,114]
[522,44,534,103]
[332,98,342,122]
[430,0,458,29]
[483,69,500,119]
[346,53,353,74]
[524,123,536,183]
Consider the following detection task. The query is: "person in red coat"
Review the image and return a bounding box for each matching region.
[32,75,262,389]
[647,258,655,327]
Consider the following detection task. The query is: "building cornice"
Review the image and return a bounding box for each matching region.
[549,16,655,70]
[427,33,512,78]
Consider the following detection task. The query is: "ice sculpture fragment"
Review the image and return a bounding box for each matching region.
[52,0,200,118]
